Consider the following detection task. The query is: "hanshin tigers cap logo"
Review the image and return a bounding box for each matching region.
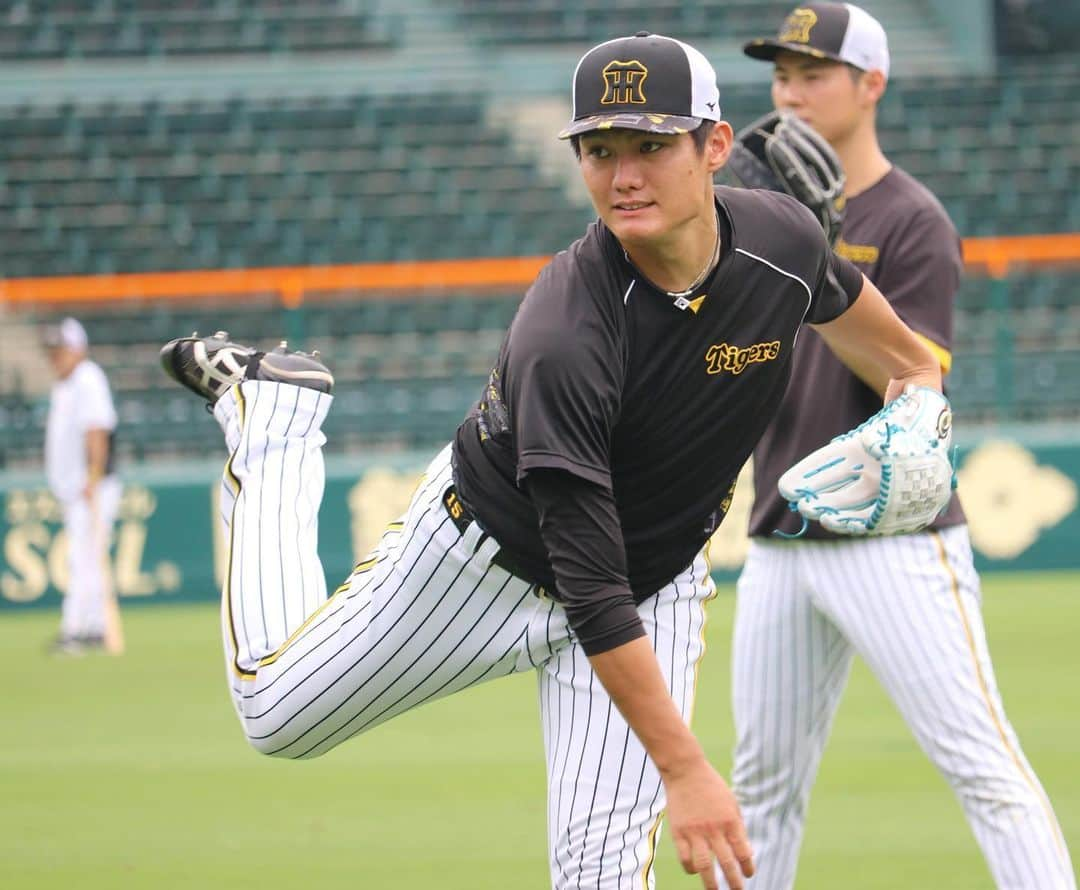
[559,32,722,139]
[743,2,890,78]
[780,8,819,43]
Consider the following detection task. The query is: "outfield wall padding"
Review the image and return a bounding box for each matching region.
[2,438,1077,608]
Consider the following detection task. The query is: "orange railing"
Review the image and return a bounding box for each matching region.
[1,233,1078,307]
[0,257,551,307]
[961,233,1080,279]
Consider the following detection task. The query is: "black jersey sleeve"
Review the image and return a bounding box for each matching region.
[807,241,864,324]
[526,469,645,655]
[727,186,861,325]
[503,258,624,490]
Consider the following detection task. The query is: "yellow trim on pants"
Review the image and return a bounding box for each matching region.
[931,530,1066,860]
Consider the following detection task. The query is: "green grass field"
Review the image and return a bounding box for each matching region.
[2,572,1077,889]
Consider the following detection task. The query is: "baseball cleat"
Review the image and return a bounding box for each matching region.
[160,331,334,403]
[47,635,87,656]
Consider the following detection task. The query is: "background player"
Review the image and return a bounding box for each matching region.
[729,4,1077,888]
[160,32,950,890]
[42,317,122,655]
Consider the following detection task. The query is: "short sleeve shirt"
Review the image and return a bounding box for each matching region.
[749,166,967,538]
[45,359,118,502]
[454,186,864,597]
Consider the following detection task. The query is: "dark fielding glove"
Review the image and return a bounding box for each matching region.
[726,110,846,245]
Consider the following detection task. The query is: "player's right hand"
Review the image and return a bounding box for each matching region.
[663,758,755,889]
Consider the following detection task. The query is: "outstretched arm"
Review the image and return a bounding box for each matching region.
[527,469,754,889]
[590,639,754,890]
[812,273,941,402]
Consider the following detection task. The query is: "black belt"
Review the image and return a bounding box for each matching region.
[442,486,540,587]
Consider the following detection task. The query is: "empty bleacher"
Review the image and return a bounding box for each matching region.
[4,260,1078,471]
[0,295,521,467]
[0,92,594,278]
[0,0,400,60]
[5,58,1076,282]
[444,0,795,45]
[716,55,1080,237]
[1,2,1077,468]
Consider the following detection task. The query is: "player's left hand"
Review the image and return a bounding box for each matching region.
[664,758,754,889]
[778,386,956,536]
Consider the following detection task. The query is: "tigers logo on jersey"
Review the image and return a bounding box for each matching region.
[779,8,818,43]
[704,340,781,375]
[601,60,648,105]
[835,238,880,265]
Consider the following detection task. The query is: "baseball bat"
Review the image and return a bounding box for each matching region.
[91,494,125,656]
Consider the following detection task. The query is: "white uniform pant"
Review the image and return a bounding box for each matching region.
[214,381,715,889]
[732,533,1075,890]
[59,476,122,640]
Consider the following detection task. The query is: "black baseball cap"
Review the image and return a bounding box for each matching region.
[558,32,723,139]
[743,3,890,77]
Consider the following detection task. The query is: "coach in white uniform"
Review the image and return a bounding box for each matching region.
[731,5,1076,888]
[44,317,122,653]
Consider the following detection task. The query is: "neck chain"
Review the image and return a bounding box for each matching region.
[664,218,722,299]
[624,209,722,304]
[622,208,721,308]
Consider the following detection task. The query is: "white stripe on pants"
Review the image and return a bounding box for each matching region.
[731,530,1075,890]
[59,475,122,639]
[213,380,716,888]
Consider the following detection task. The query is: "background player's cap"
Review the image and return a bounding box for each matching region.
[743,3,890,79]
[558,32,722,139]
[41,317,89,351]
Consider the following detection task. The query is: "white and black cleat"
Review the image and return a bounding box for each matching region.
[160,331,334,403]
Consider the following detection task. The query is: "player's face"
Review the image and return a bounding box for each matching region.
[576,126,729,250]
[771,52,868,144]
[46,345,80,378]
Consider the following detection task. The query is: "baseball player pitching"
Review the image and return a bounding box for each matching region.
[161,32,957,890]
[727,4,1076,888]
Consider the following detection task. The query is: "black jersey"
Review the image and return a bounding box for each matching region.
[453,185,863,606]
[749,167,967,538]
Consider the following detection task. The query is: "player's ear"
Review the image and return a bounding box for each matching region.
[705,121,734,173]
[859,69,887,106]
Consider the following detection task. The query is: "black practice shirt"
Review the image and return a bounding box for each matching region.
[453,186,864,653]
[749,167,967,538]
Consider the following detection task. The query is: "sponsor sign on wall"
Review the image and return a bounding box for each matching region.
[2,440,1077,609]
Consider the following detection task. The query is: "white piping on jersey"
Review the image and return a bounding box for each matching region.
[734,247,814,346]
[623,279,636,306]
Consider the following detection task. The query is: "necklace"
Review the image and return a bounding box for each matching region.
[621,209,723,310]
[664,217,722,300]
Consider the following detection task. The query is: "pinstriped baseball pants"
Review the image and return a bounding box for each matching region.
[212,380,715,889]
[731,533,1076,889]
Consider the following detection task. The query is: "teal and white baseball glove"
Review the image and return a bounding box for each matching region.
[777,387,956,536]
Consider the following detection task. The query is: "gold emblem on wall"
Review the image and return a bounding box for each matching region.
[956,440,1077,559]
[348,468,425,562]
